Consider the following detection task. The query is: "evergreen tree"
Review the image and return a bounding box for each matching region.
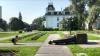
[19,12,22,20]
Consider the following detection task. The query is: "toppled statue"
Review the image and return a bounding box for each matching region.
[49,33,87,45]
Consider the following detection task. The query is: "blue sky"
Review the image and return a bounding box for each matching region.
[0,0,70,24]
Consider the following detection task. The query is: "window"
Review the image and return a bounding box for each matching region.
[57,17,59,21]
[57,23,59,27]
[54,12,57,15]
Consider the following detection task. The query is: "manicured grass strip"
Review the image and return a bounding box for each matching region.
[88,35,100,40]
[19,32,48,43]
[59,31,100,40]
[35,33,49,42]
[57,31,64,38]
[0,32,37,43]
[67,45,100,56]
[0,33,20,38]
[31,32,46,40]
[18,33,39,43]
[0,46,39,56]
[19,32,38,40]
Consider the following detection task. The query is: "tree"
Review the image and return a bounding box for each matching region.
[31,17,45,30]
[60,17,78,31]
[60,18,67,30]
[86,0,100,30]
[87,5,100,30]
[0,18,7,31]
[70,0,86,30]
[19,12,22,20]
[9,17,25,31]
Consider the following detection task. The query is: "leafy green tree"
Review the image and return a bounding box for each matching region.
[24,22,30,28]
[60,18,67,30]
[9,17,25,31]
[87,5,100,30]
[60,17,78,31]
[31,17,45,30]
[0,18,7,31]
[70,0,86,30]
[86,0,100,30]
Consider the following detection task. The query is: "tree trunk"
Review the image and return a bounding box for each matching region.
[88,23,93,31]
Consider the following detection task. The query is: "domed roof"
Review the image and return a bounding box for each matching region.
[46,3,55,11]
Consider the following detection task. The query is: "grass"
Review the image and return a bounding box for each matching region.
[67,45,100,56]
[0,32,37,43]
[35,33,49,42]
[0,46,40,56]
[0,31,49,43]
[0,32,21,38]
[88,35,100,40]
[57,31,65,38]
[18,31,49,43]
[58,31,100,40]
[58,31,100,56]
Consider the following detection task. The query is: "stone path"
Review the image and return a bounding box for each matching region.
[0,42,43,47]
[35,34,73,56]
[0,32,35,41]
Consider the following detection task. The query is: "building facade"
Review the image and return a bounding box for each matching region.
[45,3,71,28]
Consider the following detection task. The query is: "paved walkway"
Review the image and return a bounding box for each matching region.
[0,32,35,41]
[35,34,73,56]
[0,42,42,47]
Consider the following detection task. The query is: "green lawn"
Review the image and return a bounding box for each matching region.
[58,31,100,56]
[35,33,48,42]
[17,31,48,43]
[0,32,37,43]
[67,45,100,56]
[88,35,100,40]
[0,31,49,43]
[0,32,20,38]
[0,46,39,56]
[56,31,100,40]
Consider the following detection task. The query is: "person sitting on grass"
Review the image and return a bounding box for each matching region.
[11,35,19,45]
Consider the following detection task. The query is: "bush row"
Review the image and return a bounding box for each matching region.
[38,28,59,31]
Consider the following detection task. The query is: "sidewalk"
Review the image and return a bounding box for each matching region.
[35,34,73,56]
[0,42,42,47]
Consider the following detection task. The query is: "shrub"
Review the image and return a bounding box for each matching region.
[38,28,59,31]
[19,30,23,33]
